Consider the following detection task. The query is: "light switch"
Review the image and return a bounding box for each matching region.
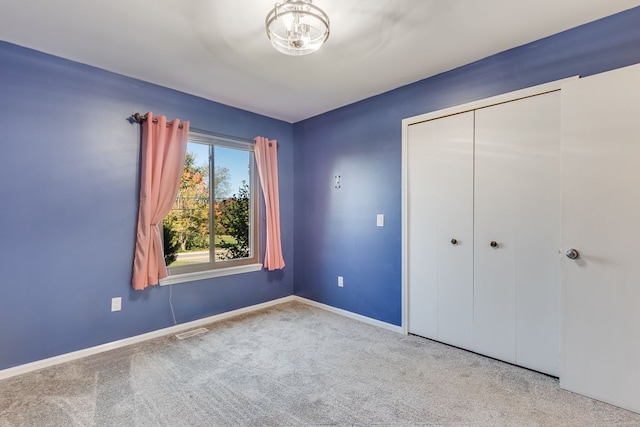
[377,214,384,227]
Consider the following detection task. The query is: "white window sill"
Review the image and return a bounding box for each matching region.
[159,263,263,286]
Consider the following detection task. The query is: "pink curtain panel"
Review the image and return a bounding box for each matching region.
[254,136,285,270]
[132,113,189,290]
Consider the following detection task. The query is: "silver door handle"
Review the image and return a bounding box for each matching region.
[565,249,580,260]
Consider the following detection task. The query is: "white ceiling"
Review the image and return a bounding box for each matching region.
[1,0,639,123]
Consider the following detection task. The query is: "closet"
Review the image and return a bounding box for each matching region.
[405,64,640,412]
[406,85,561,376]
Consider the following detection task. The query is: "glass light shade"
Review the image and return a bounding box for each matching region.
[265,0,330,56]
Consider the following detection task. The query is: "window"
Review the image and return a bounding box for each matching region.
[160,130,260,284]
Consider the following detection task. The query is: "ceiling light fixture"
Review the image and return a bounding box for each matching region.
[265,0,330,56]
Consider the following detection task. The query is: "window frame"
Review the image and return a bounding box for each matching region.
[159,130,261,285]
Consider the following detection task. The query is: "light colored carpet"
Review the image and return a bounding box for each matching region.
[1,301,640,426]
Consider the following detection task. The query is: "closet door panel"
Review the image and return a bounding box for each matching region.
[474,107,519,364]
[407,121,438,339]
[474,92,561,372]
[407,112,474,347]
[512,92,561,376]
[434,114,474,348]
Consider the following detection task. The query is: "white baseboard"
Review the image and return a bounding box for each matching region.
[0,295,295,381]
[0,295,401,381]
[293,296,403,334]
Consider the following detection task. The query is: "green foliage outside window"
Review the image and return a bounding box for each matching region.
[218,181,251,259]
[162,151,251,265]
[163,152,209,252]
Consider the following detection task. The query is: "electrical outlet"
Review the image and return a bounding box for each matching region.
[111,297,122,312]
[377,214,385,227]
[338,276,344,287]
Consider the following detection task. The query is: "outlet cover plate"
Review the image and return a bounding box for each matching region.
[111,297,122,312]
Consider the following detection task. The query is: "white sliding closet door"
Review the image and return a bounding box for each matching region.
[474,92,561,375]
[561,64,640,413]
[407,112,474,348]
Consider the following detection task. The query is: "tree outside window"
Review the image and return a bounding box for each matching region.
[162,133,258,273]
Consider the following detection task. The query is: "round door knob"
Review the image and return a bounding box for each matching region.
[490,241,499,249]
[566,249,580,260]
[451,238,458,246]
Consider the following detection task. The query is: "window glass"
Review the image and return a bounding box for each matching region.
[163,132,258,274]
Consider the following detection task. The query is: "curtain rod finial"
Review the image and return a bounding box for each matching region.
[130,112,145,124]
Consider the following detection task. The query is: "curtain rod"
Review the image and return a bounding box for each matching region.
[130,113,279,148]
[130,112,184,129]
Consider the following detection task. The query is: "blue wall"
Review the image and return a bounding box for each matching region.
[293,7,640,326]
[2,6,640,371]
[0,42,294,370]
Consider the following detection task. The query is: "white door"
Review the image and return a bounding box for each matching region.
[560,64,640,413]
[474,92,561,375]
[407,112,474,348]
